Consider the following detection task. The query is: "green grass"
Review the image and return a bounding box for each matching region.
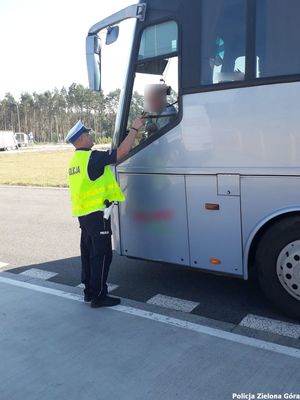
[0,150,73,187]
[96,137,112,144]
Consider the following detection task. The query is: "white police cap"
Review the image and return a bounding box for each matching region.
[65,120,91,144]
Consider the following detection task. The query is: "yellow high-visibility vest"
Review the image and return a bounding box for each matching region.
[68,150,125,217]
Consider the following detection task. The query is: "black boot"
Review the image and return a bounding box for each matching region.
[91,295,121,308]
[84,292,92,302]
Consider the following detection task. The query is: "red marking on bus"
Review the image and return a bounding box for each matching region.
[134,210,174,222]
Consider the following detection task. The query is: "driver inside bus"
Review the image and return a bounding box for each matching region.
[143,84,177,135]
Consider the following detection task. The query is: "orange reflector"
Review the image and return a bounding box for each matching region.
[209,258,221,265]
[205,203,220,211]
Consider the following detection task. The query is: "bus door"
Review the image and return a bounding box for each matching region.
[118,172,190,266]
[186,174,243,276]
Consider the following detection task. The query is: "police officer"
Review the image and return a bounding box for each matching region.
[66,118,144,308]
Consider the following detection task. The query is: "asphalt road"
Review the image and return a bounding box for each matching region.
[1,186,299,344]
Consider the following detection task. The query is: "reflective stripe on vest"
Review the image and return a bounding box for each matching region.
[68,150,125,217]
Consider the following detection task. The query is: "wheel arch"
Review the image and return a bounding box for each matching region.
[244,207,300,278]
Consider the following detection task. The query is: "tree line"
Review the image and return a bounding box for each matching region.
[0,83,144,143]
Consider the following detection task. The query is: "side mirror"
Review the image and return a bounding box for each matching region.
[106,26,119,45]
[86,35,102,91]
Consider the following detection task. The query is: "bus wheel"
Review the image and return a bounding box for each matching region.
[256,216,300,319]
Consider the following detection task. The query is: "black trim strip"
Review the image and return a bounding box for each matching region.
[181,74,300,95]
[136,52,179,65]
[245,0,256,80]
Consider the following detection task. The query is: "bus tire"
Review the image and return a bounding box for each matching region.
[256,216,300,320]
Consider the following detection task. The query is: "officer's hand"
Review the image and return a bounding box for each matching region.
[132,117,144,131]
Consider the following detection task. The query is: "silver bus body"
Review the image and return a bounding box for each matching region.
[115,83,300,278]
[86,0,300,316]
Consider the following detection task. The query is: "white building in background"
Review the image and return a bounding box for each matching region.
[15,132,29,147]
[0,131,18,151]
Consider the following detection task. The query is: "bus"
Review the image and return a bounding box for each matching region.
[86,0,300,319]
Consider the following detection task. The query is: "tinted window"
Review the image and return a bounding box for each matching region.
[201,0,247,85]
[256,0,300,78]
[138,21,178,60]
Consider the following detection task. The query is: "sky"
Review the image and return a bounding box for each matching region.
[0,0,133,100]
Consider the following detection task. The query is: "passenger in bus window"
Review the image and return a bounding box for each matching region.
[143,84,177,135]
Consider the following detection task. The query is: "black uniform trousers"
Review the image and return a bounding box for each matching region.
[79,212,113,300]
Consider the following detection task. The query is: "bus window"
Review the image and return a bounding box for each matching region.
[230,56,260,80]
[138,21,178,60]
[127,21,179,149]
[256,0,300,78]
[201,0,247,85]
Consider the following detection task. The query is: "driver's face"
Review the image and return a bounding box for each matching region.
[145,91,166,113]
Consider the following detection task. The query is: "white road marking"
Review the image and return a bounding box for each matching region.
[239,314,300,339]
[77,283,119,293]
[147,294,199,313]
[0,275,299,360]
[77,283,84,289]
[107,283,119,292]
[19,268,58,280]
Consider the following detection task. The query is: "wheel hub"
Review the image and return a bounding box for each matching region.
[277,240,300,300]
